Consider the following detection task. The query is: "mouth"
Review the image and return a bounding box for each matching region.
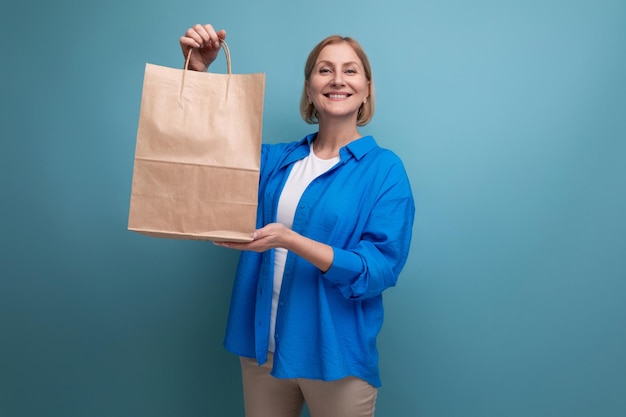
[325,93,351,99]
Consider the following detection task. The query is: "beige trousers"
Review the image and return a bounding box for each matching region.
[240,352,378,417]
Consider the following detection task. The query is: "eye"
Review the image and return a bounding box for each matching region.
[319,67,331,74]
[345,68,357,74]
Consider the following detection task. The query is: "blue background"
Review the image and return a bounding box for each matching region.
[1,1,625,416]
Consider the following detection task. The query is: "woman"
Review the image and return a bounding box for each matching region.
[180,24,415,417]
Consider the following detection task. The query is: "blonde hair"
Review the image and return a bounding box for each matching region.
[300,35,375,126]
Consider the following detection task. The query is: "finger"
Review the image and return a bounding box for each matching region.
[193,23,212,46]
[197,23,221,48]
[213,241,255,251]
[201,25,227,49]
[183,27,204,48]
[180,35,201,50]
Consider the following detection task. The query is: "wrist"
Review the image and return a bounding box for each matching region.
[282,228,298,252]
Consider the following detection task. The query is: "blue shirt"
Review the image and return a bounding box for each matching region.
[223,133,415,387]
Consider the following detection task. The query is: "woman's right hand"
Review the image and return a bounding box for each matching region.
[179,24,227,72]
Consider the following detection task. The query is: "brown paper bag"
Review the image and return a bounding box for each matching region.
[128,42,265,242]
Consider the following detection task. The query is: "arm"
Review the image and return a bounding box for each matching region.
[323,160,415,299]
[215,160,415,298]
[179,23,227,72]
[214,223,334,273]
[324,187,415,299]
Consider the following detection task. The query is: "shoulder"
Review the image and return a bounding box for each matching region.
[348,136,405,165]
[358,138,409,177]
[261,141,298,158]
[261,134,312,167]
[355,139,413,199]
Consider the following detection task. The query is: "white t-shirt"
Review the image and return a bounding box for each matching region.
[268,147,340,351]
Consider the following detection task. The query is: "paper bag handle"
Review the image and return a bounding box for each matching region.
[184,40,232,75]
[180,40,232,102]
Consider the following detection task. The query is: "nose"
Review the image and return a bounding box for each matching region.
[330,71,345,86]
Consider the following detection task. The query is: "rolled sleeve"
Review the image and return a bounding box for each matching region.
[323,163,415,300]
[323,248,365,297]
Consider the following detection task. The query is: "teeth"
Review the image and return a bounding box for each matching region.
[328,94,348,98]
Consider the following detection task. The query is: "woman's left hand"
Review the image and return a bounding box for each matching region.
[214,223,334,272]
[214,223,294,253]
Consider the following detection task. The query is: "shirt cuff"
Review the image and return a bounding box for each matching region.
[323,247,363,287]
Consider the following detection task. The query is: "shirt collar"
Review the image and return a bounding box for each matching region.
[304,132,378,161]
[343,135,377,160]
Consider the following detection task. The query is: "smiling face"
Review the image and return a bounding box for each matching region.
[305,42,371,125]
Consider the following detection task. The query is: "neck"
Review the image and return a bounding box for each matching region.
[314,118,361,158]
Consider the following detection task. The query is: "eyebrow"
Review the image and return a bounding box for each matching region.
[316,60,362,68]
